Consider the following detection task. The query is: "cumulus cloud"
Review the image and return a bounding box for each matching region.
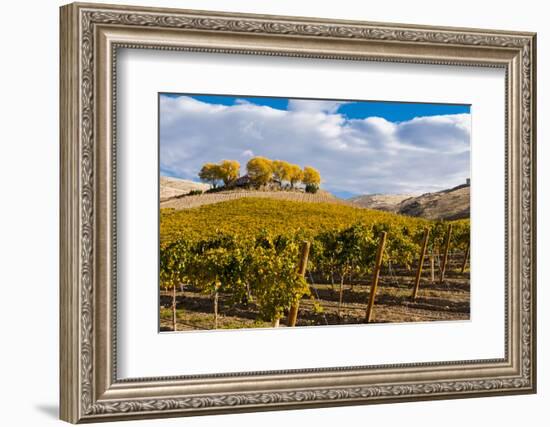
[287,99,350,114]
[159,96,470,196]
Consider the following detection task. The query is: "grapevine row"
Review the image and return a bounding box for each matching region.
[160,219,470,329]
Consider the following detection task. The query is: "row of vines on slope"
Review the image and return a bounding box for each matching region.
[160,218,470,329]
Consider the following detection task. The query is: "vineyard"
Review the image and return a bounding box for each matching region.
[159,198,470,331]
[160,188,349,210]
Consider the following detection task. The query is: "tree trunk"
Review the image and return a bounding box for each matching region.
[246,282,252,302]
[272,317,280,328]
[338,274,345,317]
[213,289,219,329]
[172,284,177,332]
[430,254,435,283]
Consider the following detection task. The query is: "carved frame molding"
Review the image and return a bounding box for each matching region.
[60,2,536,423]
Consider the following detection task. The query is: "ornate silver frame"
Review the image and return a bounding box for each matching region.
[60,2,536,423]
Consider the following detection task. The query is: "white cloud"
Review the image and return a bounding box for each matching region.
[287,99,350,114]
[159,96,470,196]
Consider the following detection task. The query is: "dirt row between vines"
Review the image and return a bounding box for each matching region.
[159,273,470,331]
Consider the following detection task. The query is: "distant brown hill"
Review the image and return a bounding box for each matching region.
[161,175,470,219]
[347,193,414,211]
[349,183,470,220]
[160,176,211,202]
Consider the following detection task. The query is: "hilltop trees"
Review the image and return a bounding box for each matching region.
[198,163,222,188]
[272,160,292,185]
[198,160,240,187]
[246,157,273,187]
[288,164,304,189]
[303,166,321,193]
[219,160,240,185]
[198,157,322,190]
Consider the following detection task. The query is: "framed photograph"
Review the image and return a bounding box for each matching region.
[60,2,537,423]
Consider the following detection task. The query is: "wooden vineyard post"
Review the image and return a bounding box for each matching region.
[287,241,311,327]
[430,255,435,283]
[338,274,346,317]
[172,283,177,332]
[412,228,430,299]
[461,241,470,273]
[213,286,219,329]
[365,232,387,323]
[439,224,453,284]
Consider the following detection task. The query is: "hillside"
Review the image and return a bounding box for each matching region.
[349,183,470,220]
[160,197,430,244]
[160,197,470,331]
[160,176,211,202]
[348,193,414,211]
[398,184,470,220]
[160,175,470,220]
[160,188,346,210]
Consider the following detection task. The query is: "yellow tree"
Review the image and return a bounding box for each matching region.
[198,163,222,188]
[272,160,292,186]
[247,157,273,187]
[302,166,321,193]
[218,160,240,186]
[288,164,304,189]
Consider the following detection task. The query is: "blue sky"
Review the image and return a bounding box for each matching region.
[160,93,471,197]
[162,93,470,124]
